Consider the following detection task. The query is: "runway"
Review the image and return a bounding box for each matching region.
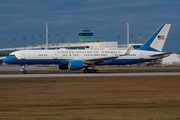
[1,65,180,78]
[0,72,180,78]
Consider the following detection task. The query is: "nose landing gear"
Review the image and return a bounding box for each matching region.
[20,65,27,74]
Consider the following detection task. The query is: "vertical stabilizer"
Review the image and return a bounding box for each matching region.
[139,24,171,51]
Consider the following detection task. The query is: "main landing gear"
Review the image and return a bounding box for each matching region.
[83,64,99,73]
[83,68,99,73]
[20,65,27,74]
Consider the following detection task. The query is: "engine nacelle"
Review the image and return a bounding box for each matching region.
[58,64,68,70]
[68,60,84,70]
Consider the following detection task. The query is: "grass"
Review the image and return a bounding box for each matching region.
[0,76,180,120]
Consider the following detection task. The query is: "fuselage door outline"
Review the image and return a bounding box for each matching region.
[21,51,25,60]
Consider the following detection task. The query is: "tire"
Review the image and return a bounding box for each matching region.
[23,70,27,74]
[94,69,99,73]
[83,69,88,73]
[88,69,92,73]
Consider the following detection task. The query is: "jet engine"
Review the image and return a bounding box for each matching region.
[68,60,84,70]
[58,64,68,70]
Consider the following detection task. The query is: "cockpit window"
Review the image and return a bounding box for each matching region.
[9,55,16,57]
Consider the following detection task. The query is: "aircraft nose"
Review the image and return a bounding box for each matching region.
[3,56,18,64]
[3,56,11,64]
[3,57,8,63]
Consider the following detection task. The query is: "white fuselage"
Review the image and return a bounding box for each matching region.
[11,49,159,61]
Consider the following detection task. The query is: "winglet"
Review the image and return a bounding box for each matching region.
[124,45,133,55]
[139,24,171,52]
[119,45,133,56]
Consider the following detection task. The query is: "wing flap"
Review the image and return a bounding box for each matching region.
[83,55,118,61]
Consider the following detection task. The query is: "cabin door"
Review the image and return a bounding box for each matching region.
[140,52,144,59]
[54,51,58,59]
[21,51,25,60]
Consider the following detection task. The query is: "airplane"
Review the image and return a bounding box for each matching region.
[3,24,172,74]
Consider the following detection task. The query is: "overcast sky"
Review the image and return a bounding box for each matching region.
[0,0,180,52]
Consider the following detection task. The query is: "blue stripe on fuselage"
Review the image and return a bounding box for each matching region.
[99,59,156,65]
[4,56,155,66]
[3,56,69,65]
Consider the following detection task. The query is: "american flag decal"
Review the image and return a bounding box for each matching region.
[158,35,165,40]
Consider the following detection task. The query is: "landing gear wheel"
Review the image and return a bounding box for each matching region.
[23,70,27,74]
[83,68,99,73]
[21,65,27,74]
[88,69,92,73]
[91,69,99,73]
[94,69,99,73]
[91,69,95,73]
[83,69,88,73]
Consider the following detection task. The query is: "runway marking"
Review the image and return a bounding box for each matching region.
[0,72,180,78]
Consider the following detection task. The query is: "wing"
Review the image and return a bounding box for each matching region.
[83,55,118,64]
[150,52,173,58]
[81,45,133,64]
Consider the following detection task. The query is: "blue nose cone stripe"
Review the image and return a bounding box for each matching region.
[3,57,8,63]
[3,56,19,64]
